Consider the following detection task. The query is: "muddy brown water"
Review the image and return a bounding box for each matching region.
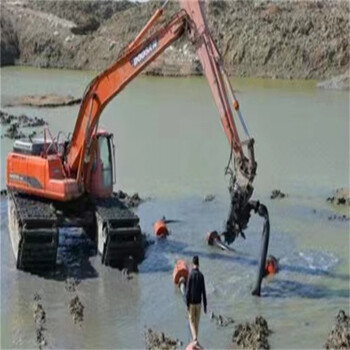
[0,67,349,349]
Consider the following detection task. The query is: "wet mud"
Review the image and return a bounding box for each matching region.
[324,310,350,349]
[5,94,81,108]
[210,311,235,327]
[1,110,46,139]
[232,316,272,350]
[327,188,350,206]
[33,293,48,349]
[270,189,287,199]
[145,328,182,350]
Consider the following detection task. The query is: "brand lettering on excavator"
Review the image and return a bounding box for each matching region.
[130,39,158,67]
[9,173,42,189]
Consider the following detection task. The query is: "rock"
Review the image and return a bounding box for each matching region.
[0,189,7,196]
[327,188,350,206]
[324,310,350,349]
[232,316,272,349]
[71,17,100,35]
[145,328,180,350]
[317,71,350,91]
[270,189,287,199]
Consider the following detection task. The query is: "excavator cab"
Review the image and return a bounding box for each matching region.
[89,131,115,198]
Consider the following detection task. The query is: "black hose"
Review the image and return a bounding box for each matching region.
[251,203,270,296]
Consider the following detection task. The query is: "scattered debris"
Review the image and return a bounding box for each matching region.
[324,310,350,349]
[327,188,350,206]
[232,316,272,349]
[145,328,182,350]
[4,123,26,139]
[33,294,48,349]
[327,214,350,222]
[69,295,84,325]
[4,94,81,108]
[65,278,80,293]
[210,311,234,327]
[114,190,144,207]
[270,189,287,199]
[204,194,215,202]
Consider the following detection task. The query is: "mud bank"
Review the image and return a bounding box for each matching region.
[5,94,81,108]
[1,0,349,80]
[145,328,182,350]
[324,310,350,349]
[327,188,350,206]
[232,316,272,349]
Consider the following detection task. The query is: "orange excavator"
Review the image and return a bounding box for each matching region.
[6,0,269,295]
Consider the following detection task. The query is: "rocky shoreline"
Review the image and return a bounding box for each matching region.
[1,0,349,85]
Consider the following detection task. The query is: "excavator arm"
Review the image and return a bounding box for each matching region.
[66,9,188,178]
[66,1,257,233]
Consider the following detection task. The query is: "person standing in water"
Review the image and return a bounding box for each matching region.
[186,255,207,345]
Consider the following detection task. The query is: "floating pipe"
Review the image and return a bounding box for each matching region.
[206,231,231,251]
[173,260,189,302]
[153,219,169,238]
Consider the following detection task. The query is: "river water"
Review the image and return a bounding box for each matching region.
[0,67,349,349]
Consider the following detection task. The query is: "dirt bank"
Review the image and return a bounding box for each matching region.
[5,94,81,108]
[1,0,349,80]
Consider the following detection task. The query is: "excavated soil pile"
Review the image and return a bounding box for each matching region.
[232,316,272,350]
[65,278,80,293]
[114,190,144,207]
[210,311,235,327]
[327,188,350,206]
[145,328,182,350]
[69,295,84,325]
[33,293,48,349]
[5,94,81,108]
[324,310,350,349]
[1,110,45,139]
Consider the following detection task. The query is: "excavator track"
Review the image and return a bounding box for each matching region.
[95,196,144,268]
[8,191,58,271]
